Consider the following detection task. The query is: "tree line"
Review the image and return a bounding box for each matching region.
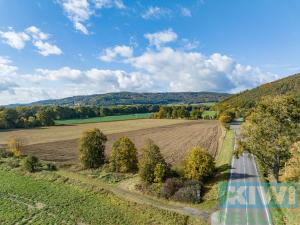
[153,105,215,120]
[0,105,160,129]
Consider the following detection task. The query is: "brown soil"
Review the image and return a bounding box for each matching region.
[23,120,221,165]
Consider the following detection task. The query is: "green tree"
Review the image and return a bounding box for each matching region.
[79,128,107,169]
[36,108,55,126]
[240,95,300,182]
[139,139,169,183]
[109,136,138,173]
[184,147,215,181]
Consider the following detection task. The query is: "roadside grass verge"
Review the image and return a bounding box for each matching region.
[55,113,153,125]
[197,128,235,211]
[0,166,203,225]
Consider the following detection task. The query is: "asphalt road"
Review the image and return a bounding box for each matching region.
[212,125,273,225]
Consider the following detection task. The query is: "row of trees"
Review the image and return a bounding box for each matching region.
[79,128,215,185]
[153,105,214,120]
[237,95,300,182]
[0,105,160,129]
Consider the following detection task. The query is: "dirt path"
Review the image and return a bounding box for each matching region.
[57,170,211,222]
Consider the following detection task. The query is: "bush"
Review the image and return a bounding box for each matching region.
[79,128,107,169]
[0,148,13,158]
[139,139,169,184]
[172,181,201,203]
[160,178,183,199]
[109,136,138,173]
[6,158,20,169]
[7,138,24,157]
[184,147,215,181]
[23,155,39,172]
[46,163,57,171]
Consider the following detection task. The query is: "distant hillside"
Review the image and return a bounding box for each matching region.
[13,92,230,107]
[214,73,300,112]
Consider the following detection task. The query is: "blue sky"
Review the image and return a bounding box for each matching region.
[0,0,299,105]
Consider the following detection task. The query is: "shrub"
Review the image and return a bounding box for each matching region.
[139,139,169,184]
[0,148,13,158]
[79,128,107,169]
[46,163,57,171]
[160,178,183,199]
[184,147,215,181]
[172,181,201,203]
[7,138,24,157]
[23,155,39,172]
[6,158,20,169]
[109,136,138,173]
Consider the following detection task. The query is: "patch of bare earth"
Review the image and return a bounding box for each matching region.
[22,120,221,165]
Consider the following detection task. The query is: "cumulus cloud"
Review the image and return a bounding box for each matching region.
[145,29,177,48]
[33,41,62,56]
[0,30,30,49]
[0,56,18,75]
[0,26,62,56]
[25,26,48,40]
[58,0,125,34]
[127,47,278,93]
[142,6,171,19]
[99,45,133,62]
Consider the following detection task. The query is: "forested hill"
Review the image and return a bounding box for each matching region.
[214,73,300,112]
[9,92,230,107]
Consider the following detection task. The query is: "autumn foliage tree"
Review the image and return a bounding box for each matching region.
[7,137,24,157]
[139,139,169,183]
[79,128,107,169]
[240,95,300,182]
[184,147,215,181]
[282,142,300,181]
[109,136,138,173]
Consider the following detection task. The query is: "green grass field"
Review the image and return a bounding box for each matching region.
[0,168,202,225]
[55,113,153,125]
[202,110,217,118]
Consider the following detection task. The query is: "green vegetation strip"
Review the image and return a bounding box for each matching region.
[0,169,200,225]
[202,111,217,118]
[198,128,235,210]
[215,129,235,167]
[55,113,152,125]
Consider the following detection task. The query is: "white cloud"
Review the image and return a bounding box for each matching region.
[59,0,91,34]
[142,6,171,19]
[127,47,279,93]
[58,0,125,34]
[25,26,48,40]
[94,0,125,9]
[0,30,30,49]
[33,41,62,56]
[36,67,82,80]
[99,45,133,62]
[0,26,62,56]
[180,7,192,17]
[0,56,18,94]
[145,29,177,48]
[0,56,18,75]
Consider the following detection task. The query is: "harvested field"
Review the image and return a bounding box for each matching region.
[0,119,187,145]
[17,120,222,165]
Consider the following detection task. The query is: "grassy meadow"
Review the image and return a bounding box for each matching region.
[0,167,205,225]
